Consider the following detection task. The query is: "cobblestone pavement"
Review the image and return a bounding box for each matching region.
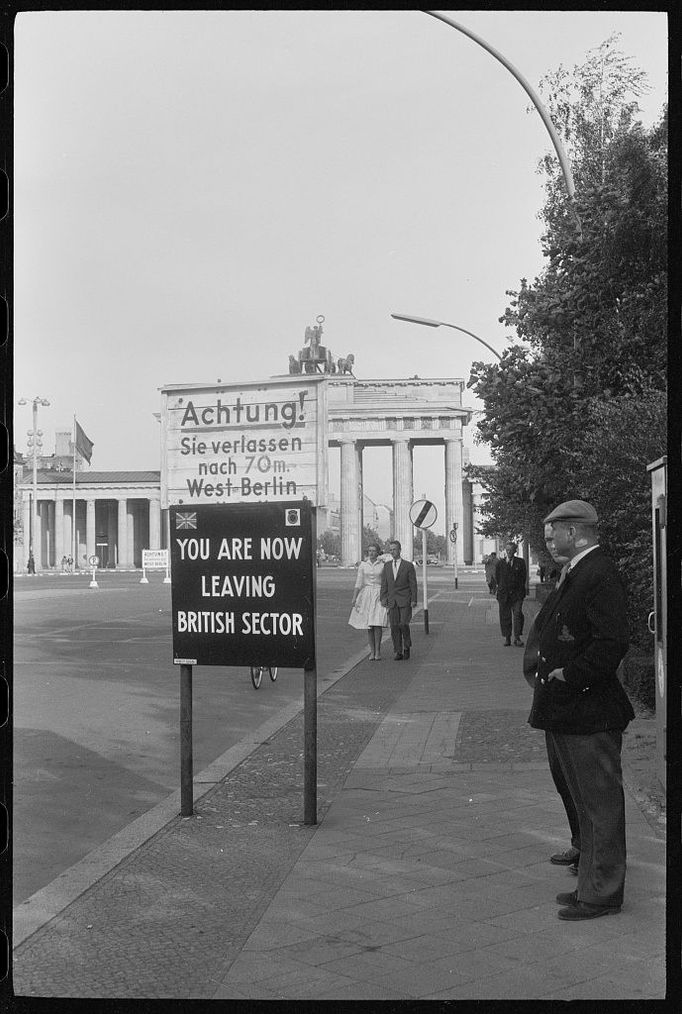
[12,589,667,1000]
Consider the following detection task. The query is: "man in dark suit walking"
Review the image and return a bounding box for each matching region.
[526,499,634,921]
[380,540,418,660]
[494,541,527,646]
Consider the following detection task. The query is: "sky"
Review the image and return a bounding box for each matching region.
[13,9,668,533]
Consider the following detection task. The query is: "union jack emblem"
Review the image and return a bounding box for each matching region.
[175,511,197,530]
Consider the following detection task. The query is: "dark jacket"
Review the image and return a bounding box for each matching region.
[494,555,526,602]
[527,547,634,734]
[380,558,418,609]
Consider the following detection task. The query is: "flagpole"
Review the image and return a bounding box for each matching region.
[72,414,77,571]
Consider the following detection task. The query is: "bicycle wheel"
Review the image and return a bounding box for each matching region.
[250,666,262,689]
[268,666,278,681]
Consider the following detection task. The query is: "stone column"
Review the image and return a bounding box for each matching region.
[444,435,464,565]
[22,495,31,564]
[35,501,43,569]
[127,501,136,566]
[340,439,361,566]
[86,499,96,563]
[117,498,128,568]
[392,438,413,562]
[149,498,161,550]
[107,503,117,568]
[54,498,64,566]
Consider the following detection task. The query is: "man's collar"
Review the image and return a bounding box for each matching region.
[568,544,599,570]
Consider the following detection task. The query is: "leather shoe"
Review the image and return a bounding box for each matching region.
[558,902,620,921]
[504,638,511,646]
[550,847,580,865]
[513,638,524,646]
[556,890,578,906]
[394,653,403,660]
[568,862,579,876]
[403,648,410,659]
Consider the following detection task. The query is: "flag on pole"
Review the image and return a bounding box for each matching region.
[74,419,94,464]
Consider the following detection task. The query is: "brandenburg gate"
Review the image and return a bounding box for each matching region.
[327,376,471,567]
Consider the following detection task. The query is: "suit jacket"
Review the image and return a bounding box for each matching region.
[494,555,527,602]
[380,558,418,610]
[527,547,634,734]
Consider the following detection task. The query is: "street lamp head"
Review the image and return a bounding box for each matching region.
[391,313,441,328]
[18,398,27,405]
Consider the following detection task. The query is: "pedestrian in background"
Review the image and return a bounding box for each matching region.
[348,544,389,661]
[27,552,35,575]
[380,540,418,660]
[495,541,527,646]
[527,499,634,921]
[484,551,498,594]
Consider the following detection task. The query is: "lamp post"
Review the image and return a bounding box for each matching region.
[18,395,50,567]
[423,11,580,237]
[391,313,503,360]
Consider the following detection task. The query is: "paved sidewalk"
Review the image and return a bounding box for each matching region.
[12,589,665,1000]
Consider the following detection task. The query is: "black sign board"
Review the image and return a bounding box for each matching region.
[169,501,315,668]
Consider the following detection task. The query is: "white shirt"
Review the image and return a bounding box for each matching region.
[568,544,599,571]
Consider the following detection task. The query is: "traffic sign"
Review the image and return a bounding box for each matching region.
[410,499,438,529]
[88,555,99,566]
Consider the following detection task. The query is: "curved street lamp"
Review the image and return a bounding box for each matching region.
[424,11,581,237]
[391,313,503,361]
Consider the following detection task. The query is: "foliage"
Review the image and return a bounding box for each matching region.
[317,528,340,558]
[467,36,667,647]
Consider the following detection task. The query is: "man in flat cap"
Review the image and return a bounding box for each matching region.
[526,499,634,921]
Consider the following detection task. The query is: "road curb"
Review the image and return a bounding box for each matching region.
[13,640,375,948]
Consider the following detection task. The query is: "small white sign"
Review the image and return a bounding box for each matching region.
[142,549,170,570]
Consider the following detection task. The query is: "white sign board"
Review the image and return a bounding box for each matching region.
[142,549,169,570]
[160,376,328,510]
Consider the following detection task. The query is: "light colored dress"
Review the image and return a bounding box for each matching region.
[348,559,389,629]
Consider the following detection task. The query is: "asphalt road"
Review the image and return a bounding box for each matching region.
[13,565,477,902]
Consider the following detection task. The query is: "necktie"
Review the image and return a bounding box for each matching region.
[556,563,570,587]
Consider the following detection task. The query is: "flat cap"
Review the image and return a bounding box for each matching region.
[544,499,598,524]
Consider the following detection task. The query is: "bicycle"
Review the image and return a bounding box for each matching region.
[249,665,278,689]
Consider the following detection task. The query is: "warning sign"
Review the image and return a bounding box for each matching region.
[159,376,328,510]
[169,501,315,668]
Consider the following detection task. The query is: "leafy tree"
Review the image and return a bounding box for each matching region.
[467,36,666,647]
[362,525,383,554]
[317,529,340,558]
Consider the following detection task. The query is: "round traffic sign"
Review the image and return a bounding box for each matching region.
[89,554,99,567]
[410,499,438,529]
[449,528,457,543]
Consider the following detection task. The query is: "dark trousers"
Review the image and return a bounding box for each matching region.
[545,731,581,851]
[549,729,627,908]
[388,604,412,654]
[498,596,524,639]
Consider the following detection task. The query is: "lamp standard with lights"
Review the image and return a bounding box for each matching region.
[391,314,530,589]
[18,395,50,568]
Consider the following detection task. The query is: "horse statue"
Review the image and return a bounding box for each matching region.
[337,353,355,375]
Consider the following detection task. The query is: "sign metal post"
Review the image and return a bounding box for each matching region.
[180,664,193,817]
[409,498,438,635]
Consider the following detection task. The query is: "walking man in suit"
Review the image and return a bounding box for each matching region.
[526,499,634,921]
[380,540,418,660]
[495,541,527,646]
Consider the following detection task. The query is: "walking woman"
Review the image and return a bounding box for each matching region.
[348,544,388,660]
